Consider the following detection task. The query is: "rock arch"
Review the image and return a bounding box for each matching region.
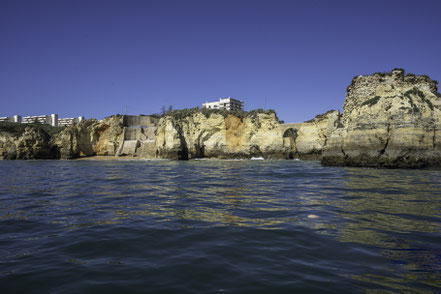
[282,128,298,159]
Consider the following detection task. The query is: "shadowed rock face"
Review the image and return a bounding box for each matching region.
[155,112,289,159]
[0,126,59,159]
[322,69,441,168]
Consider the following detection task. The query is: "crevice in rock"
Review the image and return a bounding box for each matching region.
[174,123,189,160]
[341,147,346,158]
[69,132,75,159]
[323,134,328,148]
[378,123,391,157]
[339,135,346,159]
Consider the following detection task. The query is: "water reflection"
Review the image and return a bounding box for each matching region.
[0,160,440,292]
[337,167,441,293]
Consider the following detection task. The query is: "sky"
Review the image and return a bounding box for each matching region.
[1,0,441,123]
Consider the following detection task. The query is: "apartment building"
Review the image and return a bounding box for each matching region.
[202,97,243,111]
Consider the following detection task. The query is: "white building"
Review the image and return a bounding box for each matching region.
[0,115,21,123]
[22,114,58,126]
[0,114,84,127]
[58,116,85,127]
[202,97,243,111]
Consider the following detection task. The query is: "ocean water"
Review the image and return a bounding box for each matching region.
[0,159,440,293]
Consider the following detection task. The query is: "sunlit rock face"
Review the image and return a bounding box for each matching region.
[1,112,288,160]
[155,111,288,159]
[54,116,124,159]
[294,110,341,159]
[322,69,441,168]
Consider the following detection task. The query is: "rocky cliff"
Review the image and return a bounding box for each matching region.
[3,69,441,167]
[0,116,124,160]
[0,111,290,160]
[0,124,60,159]
[54,116,124,159]
[322,69,441,168]
[155,109,289,159]
[293,110,340,159]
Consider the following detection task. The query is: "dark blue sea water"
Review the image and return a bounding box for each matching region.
[0,159,440,293]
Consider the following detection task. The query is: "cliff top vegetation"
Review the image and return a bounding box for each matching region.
[304,110,338,123]
[0,122,65,137]
[160,107,280,122]
[346,68,439,93]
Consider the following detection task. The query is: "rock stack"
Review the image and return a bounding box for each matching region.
[322,69,441,168]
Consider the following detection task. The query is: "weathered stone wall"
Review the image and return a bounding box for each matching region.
[123,115,159,127]
[118,115,159,158]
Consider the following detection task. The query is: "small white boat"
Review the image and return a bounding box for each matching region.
[250,157,264,160]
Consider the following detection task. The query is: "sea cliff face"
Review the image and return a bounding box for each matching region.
[0,111,289,160]
[0,125,59,159]
[156,110,288,159]
[0,116,124,160]
[293,110,340,159]
[2,69,441,167]
[322,69,441,168]
[54,116,124,159]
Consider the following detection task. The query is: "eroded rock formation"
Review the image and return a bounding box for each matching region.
[0,125,59,159]
[0,111,290,160]
[294,110,340,159]
[322,69,441,168]
[156,110,288,159]
[54,116,124,159]
[0,116,125,160]
[3,68,441,167]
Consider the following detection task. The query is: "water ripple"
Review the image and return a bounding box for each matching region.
[0,160,440,293]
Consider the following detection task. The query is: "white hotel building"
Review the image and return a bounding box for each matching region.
[202,97,243,111]
[0,114,85,127]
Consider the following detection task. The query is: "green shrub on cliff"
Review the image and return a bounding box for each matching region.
[423,98,434,110]
[0,122,65,137]
[404,87,425,99]
[163,107,279,122]
[372,72,389,77]
[404,87,433,111]
[304,110,338,123]
[361,96,381,107]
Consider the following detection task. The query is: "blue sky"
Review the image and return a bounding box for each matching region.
[1,0,440,122]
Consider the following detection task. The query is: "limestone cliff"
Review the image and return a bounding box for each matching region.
[5,68,440,167]
[322,69,441,168]
[0,124,60,159]
[54,116,124,159]
[293,110,340,159]
[1,112,288,160]
[155,109,288,159]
